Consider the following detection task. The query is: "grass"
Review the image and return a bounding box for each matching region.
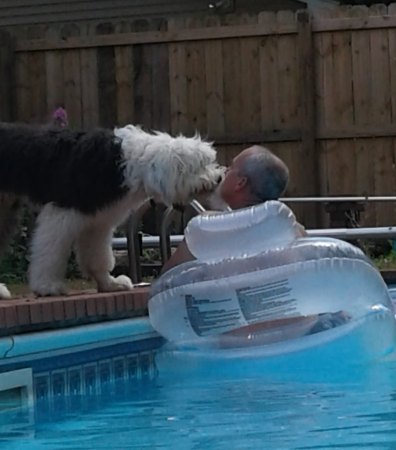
[372,251,396,271]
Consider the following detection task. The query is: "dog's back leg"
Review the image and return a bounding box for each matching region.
[29,204,82,296]
[75,226,133,293]
[0,194,22,299]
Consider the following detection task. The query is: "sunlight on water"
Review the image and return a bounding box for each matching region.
[1,354,396,450]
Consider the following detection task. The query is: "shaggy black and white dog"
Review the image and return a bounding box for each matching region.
[0,123,223,298]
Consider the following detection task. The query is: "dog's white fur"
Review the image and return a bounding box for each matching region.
[0,125,223,298]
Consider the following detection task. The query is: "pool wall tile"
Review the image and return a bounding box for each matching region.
[0,288,162,402]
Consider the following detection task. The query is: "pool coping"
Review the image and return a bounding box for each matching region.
[0,287,150,337]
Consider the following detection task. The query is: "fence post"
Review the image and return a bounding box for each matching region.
[0,30,14,121]
[297,10,321,227]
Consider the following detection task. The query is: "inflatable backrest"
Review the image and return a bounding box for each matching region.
[185,200,300,261]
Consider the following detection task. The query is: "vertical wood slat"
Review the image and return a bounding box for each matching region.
[296,10,320,226]
[168,17,188,134]
[131,20,153,129]
[314,10,333,132]
[80,48,99,129]
[185,40,207,134]
[390,4,396,124]
[151,42,170,131]
[204,16,225,138]
[23,26,46,124]
[222,37,242,135]
[389,4,396,228]
[332,7,354,128]
[96,23,117,128]
[0,31,14,121]
[258,11,278,132]
[369,5,395,224]
[114,22,134,127]
[45,26,64,122]
[277,11,299,129]
[350,6,370,126]
[184,16,207,135]
[14,52,30,122]
[238,13,260,134]
[349,7,375,223]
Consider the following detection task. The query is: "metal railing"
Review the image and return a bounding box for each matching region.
[116,196,396,283]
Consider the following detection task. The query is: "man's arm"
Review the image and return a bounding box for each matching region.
[160,238,195,274]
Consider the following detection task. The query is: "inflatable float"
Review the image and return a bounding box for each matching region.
[148,201,396,366]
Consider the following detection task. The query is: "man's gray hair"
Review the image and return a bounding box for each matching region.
[238,146,289,202]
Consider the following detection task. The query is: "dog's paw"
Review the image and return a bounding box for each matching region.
[98,275,134,292]
[0,284,11,299]
[31,281,68,297]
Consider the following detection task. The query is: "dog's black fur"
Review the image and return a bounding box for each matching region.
[0,123,128,214]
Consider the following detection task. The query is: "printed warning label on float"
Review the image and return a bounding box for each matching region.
[237,279,297,322]
[185,294,244,337]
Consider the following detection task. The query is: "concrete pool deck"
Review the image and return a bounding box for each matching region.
[0,269,395,337]
[0,286,150,337]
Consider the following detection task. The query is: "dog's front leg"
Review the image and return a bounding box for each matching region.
[75,226,133,293]
[29,204,81,296]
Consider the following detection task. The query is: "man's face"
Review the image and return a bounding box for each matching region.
[218,150,248,205]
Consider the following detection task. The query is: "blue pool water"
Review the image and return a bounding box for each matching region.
[2,354,396,450]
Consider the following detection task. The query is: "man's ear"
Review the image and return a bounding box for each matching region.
[236,176,248,190]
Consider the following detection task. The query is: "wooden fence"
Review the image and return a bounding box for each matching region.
[1,5,396,227]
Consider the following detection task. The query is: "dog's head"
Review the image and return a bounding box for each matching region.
[119,126,225,207]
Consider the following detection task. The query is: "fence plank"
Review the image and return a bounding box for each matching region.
[114,22,134,127]
[204,16,225,138]
[296,10,320,225]
[238,14,260,134]
[332,10,354,128]
[60,25,83,128]
[350,6,371,126]
[369,5,392,125]
[315,9,333,131]
[45,27,64,122]
[168,18,188,134]
[390,4,396,123]
[185,17,207,135]
[0,31,13,121]
[258,11,278,132]
[374,138,396,224]
[80,48,99,129]
[96,23,117,128]
[151,42,170,131]
[222,36,242,135]
[276,11,299,129]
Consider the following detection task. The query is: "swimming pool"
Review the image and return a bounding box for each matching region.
[2,357,396,449]
[1,297,396,449]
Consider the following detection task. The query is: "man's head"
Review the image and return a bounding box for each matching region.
[219,145,289,209]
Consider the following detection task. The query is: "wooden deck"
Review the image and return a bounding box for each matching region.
[0,287,150,337]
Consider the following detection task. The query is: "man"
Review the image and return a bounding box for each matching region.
[159,145,349,338]
[161,145,290,273]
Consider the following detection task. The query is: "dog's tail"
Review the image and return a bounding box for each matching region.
[0,193,23,299]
